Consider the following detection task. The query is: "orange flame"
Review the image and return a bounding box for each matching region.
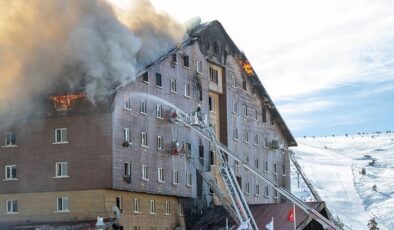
[50,93,86,111]
[241,61,254,76]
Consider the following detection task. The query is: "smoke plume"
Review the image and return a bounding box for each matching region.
[0,0,186,112]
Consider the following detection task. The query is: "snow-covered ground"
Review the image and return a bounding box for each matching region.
[291,133,394,230]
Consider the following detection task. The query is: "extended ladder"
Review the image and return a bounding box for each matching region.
[172,109,338,230]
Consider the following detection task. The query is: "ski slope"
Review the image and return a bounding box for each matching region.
[291,133,394,230]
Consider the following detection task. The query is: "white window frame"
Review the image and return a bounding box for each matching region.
[54,128,68,144]
[254,134,259,146]
[243,130,249,143]
[133,198,140,213]
[242,105,248,118]
[178,202,184,216]
[158,168,164,183]
[184,83,191,98]
[208,96,215,112]
[5,165,17,180]
[55,162,68,178]
[233,128,238,141]
[124,128,130,143]
[124,161,131,177]
[245,182,250,194]
[156,104,163,119]
[232,101,238,114]
[196,61,202,74]
[141,132,148,148]
[173,170,179,185]
[183,55,190,68]
[142,165,148,181]
[165,201,171,215]
[4,132,17,147]
[124,97,131,110]
[255,184,260,196]
[140,100,147,114]
[274,190,278,199]
[186,172,192,187]
[5,199,18,214]
[231,76,236,88]
[157,136,163,150]
[170,79,177,93]
[116,196,123,210]
[56,197,69,212]
[273,163,277,175]
[149,200,156,214]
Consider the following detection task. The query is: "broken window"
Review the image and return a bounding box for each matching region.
[142,72,148,83]
[4,132,16,146]
[183,55,189,68]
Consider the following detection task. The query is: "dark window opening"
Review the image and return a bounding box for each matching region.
[172,53,177,63]
[199,145,204,159]
[183,55,189,68]
[262,108,267,123]
[155,73,162,87]
[142,72,148,83]
[242,79,247,91]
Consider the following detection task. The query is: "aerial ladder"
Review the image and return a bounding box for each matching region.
[170,108,339,230]
[288,151,335,222]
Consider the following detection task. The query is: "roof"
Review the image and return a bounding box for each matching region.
[189,21,297,146]
[192,202,328,230]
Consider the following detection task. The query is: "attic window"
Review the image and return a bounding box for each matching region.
[183,55,190,68]
[242,79,247,91]
[214,41,220,54]
[142,72,148,83]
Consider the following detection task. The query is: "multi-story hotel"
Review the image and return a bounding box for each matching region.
[0,21,298,229]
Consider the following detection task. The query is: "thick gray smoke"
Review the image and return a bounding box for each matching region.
[0,0,186,111]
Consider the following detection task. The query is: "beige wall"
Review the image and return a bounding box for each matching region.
[0,189,185,230]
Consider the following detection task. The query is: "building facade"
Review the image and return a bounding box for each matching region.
[0,21,296,229]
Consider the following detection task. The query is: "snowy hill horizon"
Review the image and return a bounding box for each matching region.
[291,133,394,230]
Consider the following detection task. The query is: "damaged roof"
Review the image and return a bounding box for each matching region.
[189,20,297,146]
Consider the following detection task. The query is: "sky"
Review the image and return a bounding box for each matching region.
[112,0,394,137]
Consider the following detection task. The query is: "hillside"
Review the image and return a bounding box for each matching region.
[291,133,394,230]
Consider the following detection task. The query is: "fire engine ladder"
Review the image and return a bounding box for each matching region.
[288,151,335,222]
[174,110,338,230]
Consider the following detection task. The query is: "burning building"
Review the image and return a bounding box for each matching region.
[0,15,333,229]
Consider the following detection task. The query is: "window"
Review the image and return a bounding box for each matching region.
[262,108,267,123]
[197,89,203,101]
[254,135,259,145]
[124,162,131,177]
[170,79,177,93]
[55,162,68,177]
[184,84,191,97]
[273,163,277,174]
[242,78,247,91]
[209,67,219,84]
[274,190,278,198]
[208,96,215,112]
[56,197,69,212]
[231,76,236,88]
[157,136,163,150]
[254,159,259,169]
[55,128,67,143]
[271,113,275,125]
[265,186,269,197]
[158,168,164,183]
[264,137,268,148]
[233,128,238,140]
[173,170,179,184]
[242,105,248,117]
[124,97,131,110]
[172,53,177,63]
[232,101,238,114]
[116,196,123,210]
[155,73,162,87]
[254,110,258,120]
[124,128,130,142]
[142,165,148,180]
[140,100,147,114]
[245,182,250,194]
[183,55,189,68]
[4,133,16,147]
[199,145,204,158]
[243,130,249,143]
[186,172,192,186]
[142,72,148,83]
[156,104,162,118]
[141,132,148,147]
[264,161,268,172]
[133,198,140,213]
[178,202,184,216]
[165,201,171,215]
[6,200,18,214]
[5,165,16,180]
[184,143,191,153]
[196,61,202,73]
[234,160,239,166]
[149,200,156,214]
[251,87,255,95]
[256,185,260,196]
[282,164,286,176]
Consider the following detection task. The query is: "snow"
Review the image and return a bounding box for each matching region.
[291,133,394,230]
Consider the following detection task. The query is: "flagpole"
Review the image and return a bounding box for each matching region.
[293,203,296,230]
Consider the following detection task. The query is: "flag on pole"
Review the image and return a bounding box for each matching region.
[265,217,274,230]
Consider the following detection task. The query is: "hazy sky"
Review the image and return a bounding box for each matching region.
[114,0,394,137]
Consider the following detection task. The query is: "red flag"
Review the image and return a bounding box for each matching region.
[287,208,295,222]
